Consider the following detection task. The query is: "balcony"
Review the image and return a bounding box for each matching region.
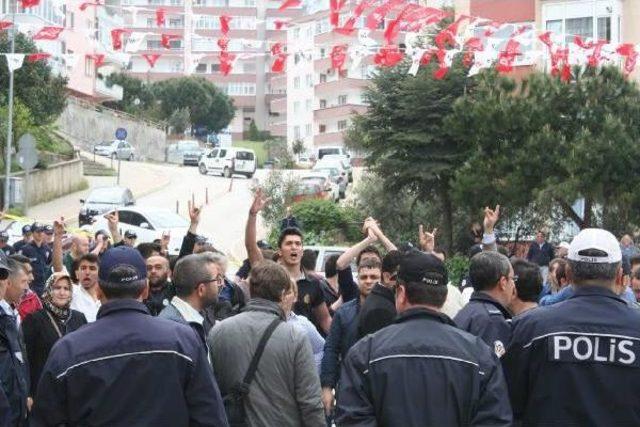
[314,131,346,146]
[314,29,384,46]
[265,93,285,103]
[191,6,257,15]
[230,95,256,107]
[270,74,286,90]
[95,78,124,101]
[315,78,369,95]
[314,104,367,121]
[268,121,286,137]
[271,96,286,113]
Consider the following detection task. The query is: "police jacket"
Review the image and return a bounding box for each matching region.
[19,242,51,297]
[454,291,512,357]
[320,298,361,389]
[503,285,640,426]
[0,308,28,427]
[335,307,512,426]
[31,299,228,427]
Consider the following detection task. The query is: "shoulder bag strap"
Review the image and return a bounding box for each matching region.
[241,317,282,388]
[45,310,63,339]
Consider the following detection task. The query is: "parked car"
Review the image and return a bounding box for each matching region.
[296,155,313,169]
[312,164,348,198]
[92,207,188,255]
[298,171,339,202]
[317,155,353,183]
[314,146,350,161]
[304,245,357,278]
[198,147,257,178]
[78,186,135,227]
[167,140,205,166]
[94,140,135,160]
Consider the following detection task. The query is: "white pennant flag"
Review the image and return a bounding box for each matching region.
[408,48,426,76]
[188,54,206,74]
[5,54,25,72]
[349,45,369,72]
[125,32,149,53]
[358,29,376,47]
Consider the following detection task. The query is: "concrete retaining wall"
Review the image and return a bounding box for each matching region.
[13,158,86,207]
[56,98,168,162]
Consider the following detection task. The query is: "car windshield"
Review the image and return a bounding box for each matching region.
[97,141,113,147]
[178,141,200,150]
[86,188,124,204]
[314,168,338,176]
[319,148,340,158]
[144,210,188,228]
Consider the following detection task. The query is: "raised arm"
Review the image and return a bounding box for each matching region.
[336,227,378,270]
[52,217,65,273]
[105,210,122,245]
[419,225,437,253]
[368,218,397,252]
[482,204,500,252]
[245,188,268,267]
[178,201,201,259]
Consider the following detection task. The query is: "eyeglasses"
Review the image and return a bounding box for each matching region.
[510,275,519,284]
[202,274,225,286]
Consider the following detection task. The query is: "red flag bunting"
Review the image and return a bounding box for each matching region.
[274,20,287,30]
[86,54,105,68]
[330,0,340,27]
[271,53,287,73]
[79,2,102,11]
[330,45,348,70]
[217,36,229,51]
[617,43,639,75]
[26,53,51,63]
[373,45,404,67]
[0,21,12,30]
[142,54,161,68]
[366,0,404,30]
[271,42,284,56]
[220,15,232,35]
[219,51,236,76]
[278,0,300,11]
[33,26,64,40]
[19,0,40,8]
[156,8,166,27]
[161,34,181,49]
[433,66,449,80]
[110,29,130,51]
[496,39,520,74]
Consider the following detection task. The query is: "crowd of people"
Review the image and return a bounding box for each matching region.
[1,191,640,426]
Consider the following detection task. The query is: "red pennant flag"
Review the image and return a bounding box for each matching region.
[86,54,105,68]
[156,8,166,27]
[110,29,130,51]
[560,64,572,82]
[464,37,484,52]
[617,43,639,75]
[330,45,347,71]
[373,45,404,67]
[538,31,553,49]
[33,26,64,40]
[79,2,102,11]
[587,40,607,67]
[220,15,232,35]
[271,42,284,56]
[142,54,161,68]
[574,35,594,49]
[161,34,181,49]
[19,0,40,8]
[219,51,236,76]
[26,53,51,63]
[385,5,447,45]
[278,0,300,11]
[274,20,287,30]
[271,53,287,73]
[434,15,471,49]
[495,39,520,73]
[0,21,12,31]
[367,0,404,30]
[217,36,229,51]
[433,66,449,80]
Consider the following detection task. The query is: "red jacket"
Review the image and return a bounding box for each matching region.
[18,291,42,321]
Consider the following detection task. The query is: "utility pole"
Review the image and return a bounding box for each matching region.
[3,0,16,210]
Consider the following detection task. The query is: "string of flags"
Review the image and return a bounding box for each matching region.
[2,0,639,80]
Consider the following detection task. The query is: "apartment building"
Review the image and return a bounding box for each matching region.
[122,0,302,140]
[0,0,124,101]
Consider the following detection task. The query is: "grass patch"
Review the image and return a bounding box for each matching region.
[233,140,268,167]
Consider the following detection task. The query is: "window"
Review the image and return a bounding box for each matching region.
[546,19,562,33]
[305,99,312,111]
[293,101,300,113]
[319,124,326,133]
[319,47,326,58]
[195,63,207,73]
[169,18,183,28]
[305,74,313,87]
[293,28,300,39]
[319,74,327,83]
[67,11,74,29]
[242,62,255,73]
[338,120,348,130]
[147,17,155,27]
[219,149,227,157]
[565,17,593,44]
[236,151,254,160]
[294,76,300,89]
[597,16,611,42]
[212,63,220,72]
[294,126,301,139]
[84,57,94,77]
[319,99,327,108]
[338,95,347,105]
[305,123,312,136]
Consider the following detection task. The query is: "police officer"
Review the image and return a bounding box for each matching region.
[336,250,512,426]
[12,225,32,253]
[0,231,14,256]
[503,228,640,425]
[19,223,52,297]
[454,251,515,357]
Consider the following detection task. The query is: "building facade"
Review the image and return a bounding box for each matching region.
[122,0,302,140]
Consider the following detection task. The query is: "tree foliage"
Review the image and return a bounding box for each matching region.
[168,107,190,134]
[0,33,67,124]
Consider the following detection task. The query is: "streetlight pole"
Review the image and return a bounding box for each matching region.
[3,0,16,210]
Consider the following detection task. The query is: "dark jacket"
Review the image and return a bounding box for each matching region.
[503,285,640,426]
[214,279,246,321]
[454,291,512,356]
[178,231,197,259]
[526,241,555,267]
[337,267,358,303]
[21,308,87,397]
[31,299,228,427]
[336,308,512,427]
[19,242,52,296]
[0,386,10,427]
[158,301,209,349]
[0,308,28,427]
[358,283,396,339]
[320,298,360,389]
[144,281,176,316]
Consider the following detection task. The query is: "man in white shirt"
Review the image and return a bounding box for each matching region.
[71,253,101,322]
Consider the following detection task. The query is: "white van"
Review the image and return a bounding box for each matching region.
[315,146,350,161]
[198,147,257,178]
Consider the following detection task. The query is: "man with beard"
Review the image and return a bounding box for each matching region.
[70,254,101,322]
[144,255,174,316]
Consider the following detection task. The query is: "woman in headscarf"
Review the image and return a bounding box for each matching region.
[21,272,87,399]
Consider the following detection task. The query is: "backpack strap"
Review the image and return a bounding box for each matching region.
[236,317,282,394]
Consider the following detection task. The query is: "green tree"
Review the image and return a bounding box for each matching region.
[153,77,235,133]
[168,107,190,134]
[449,66,640,233]
[247,119,259,140]
[346,57,476,252]
[0,33,67,124]
[104,72,155,114]
[292,139,305,157]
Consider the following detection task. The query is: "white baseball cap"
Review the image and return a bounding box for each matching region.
[568,228,622,264]
[557,241,570,250]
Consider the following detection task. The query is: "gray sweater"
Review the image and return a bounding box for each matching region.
[207,299,325,427]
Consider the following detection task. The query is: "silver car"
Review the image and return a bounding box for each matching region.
[94,140,135,160]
